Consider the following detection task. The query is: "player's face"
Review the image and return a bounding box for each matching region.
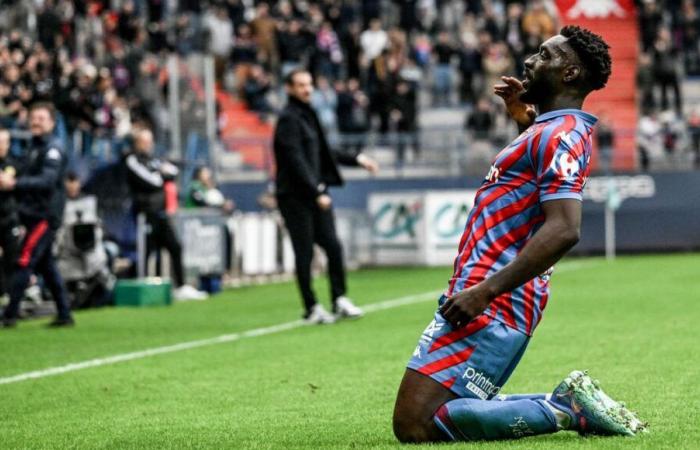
[520,35,570,105]
[29,108,55,137]
[287,72,314,104]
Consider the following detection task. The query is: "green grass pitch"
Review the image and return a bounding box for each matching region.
[1,254,698,449]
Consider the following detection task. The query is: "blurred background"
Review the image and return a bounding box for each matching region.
[0,0,698,309]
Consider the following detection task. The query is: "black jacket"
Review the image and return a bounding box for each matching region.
[15,135,66,229]
[0,155,19,228]
[125,152,178,214]
[273,97,359,199]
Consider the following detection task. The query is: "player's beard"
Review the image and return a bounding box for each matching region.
[519,78,547,105]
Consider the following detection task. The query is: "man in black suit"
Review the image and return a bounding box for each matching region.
[274,68,379,324]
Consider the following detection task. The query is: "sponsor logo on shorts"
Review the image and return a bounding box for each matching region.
[419,319,443,344]
[462,366,501,400]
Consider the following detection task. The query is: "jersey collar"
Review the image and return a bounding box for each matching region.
[534,108,598,125]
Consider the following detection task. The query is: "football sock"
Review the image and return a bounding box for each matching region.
[496,394,573,430]
[433,398,558,441]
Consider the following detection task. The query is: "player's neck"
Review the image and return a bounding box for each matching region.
[537,95,584,115]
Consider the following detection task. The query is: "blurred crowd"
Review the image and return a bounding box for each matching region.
[0,0,699,171]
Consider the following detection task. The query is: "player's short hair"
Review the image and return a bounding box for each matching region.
[284,68,311,86]
[561,25,612,91]
[28,101,56,120]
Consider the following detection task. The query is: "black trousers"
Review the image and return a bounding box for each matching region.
[3,219,72,321]
[277,195,346,314]
[145,212,185,287]
[0,222,20,297]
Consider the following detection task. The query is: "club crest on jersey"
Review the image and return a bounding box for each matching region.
[550,152,579,180]
[485,165,500,183]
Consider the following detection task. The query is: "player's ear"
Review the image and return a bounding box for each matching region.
[563,65,581,84]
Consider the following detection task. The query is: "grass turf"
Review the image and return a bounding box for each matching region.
[0,254,698,449]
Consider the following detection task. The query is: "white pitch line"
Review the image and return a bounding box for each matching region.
[0,290,441,386]
[0,260,595,386]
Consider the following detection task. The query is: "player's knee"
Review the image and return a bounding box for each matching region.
[392,409,435,443]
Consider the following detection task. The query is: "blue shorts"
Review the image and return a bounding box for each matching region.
[407,295,530,399]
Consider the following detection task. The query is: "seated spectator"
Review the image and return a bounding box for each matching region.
[243,65,273,114]
[187,166,235,214]
[465,97,494,141]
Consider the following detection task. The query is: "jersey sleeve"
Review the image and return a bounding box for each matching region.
[529,117,591,203]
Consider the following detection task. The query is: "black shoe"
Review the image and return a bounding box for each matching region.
[48,317,75,328]
[1,318,17,328]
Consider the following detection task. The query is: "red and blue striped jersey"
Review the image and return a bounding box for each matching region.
[447,109,597,336]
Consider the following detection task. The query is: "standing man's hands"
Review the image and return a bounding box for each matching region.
[494,76,536,130]
[439,284,495,329]
[317,194,333,210]
[357,153,380,175]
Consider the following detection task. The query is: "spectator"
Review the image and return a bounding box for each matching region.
[243,65,273,114]
[637,52,656,113]
[432,31,455,107]
[482,42,514,97]
[679,0,700,76]
[277,20,311,77]
[360,18,388,64]
[367,50,400,134]
[250,3,278,69]
[340,21,363,80]
[522,0,556,41]
[596,113,615,174]
[203,5,234,80]
[465,97,494,141]
[687,107,700,168]
[187,166,235,213]
[638,0,664,52]
[336,78,370,154]
[314,21,344,80]
[638,112,662,172]
[311,76,338,132]
[503,3,526,75]
[458,39,482,105]
[389,78,420,166]
[652,28,682,114]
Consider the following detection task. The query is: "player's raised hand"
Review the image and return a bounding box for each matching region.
[494,76,536,129]
[439,284,494,329]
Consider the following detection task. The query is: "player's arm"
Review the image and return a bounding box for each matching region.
[494,76,536,134]
[440,199,581,328]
